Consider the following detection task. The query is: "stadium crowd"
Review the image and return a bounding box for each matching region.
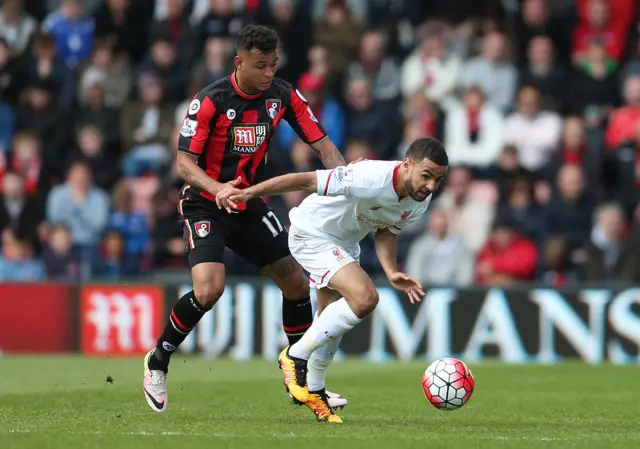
[0,0,638,285]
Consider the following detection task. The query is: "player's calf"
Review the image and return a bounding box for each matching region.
[144,264,224,413]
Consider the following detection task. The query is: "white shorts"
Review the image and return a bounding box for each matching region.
[288,225,360,289]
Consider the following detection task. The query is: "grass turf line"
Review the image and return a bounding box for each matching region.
[0,356,638,449]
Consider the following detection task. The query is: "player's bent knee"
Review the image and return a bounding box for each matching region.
[347,285,379,317]
[281,274,310,300]
[193,281,225,308]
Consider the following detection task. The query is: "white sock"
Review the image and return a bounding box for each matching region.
[307,334,342,392]
[289,298,360,360]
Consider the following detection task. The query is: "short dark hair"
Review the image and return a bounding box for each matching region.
[236,25,278,54]
[405,137,448,166]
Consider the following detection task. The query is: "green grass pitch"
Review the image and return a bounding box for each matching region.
[0,356,638,448]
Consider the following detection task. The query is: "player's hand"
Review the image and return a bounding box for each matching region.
[388,272,425,304]
[215,177,243,213]
[228,189,254,203]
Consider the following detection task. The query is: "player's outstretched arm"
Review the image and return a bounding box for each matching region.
[230,172,318,202]
[310,137,347,169]
[177,152,225,196]
[375,228,425,304]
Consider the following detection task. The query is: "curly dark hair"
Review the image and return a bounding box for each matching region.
[236,25,278,54]
[405,137,448,166]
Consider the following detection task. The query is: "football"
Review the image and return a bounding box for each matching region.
[422,358,475,410]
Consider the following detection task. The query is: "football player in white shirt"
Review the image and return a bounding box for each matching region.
[222,137,448,422]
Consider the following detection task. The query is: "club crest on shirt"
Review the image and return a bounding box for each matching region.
[400,210,412,222]
[194,220,210,238]
[266,99,281,119]
[231,123,268,154]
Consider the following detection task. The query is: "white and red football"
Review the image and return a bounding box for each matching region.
[422,358,475,411]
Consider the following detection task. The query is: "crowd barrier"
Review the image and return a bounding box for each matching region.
[1,282,638,364]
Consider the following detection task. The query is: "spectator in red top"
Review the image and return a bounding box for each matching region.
[576,0,636,35]
[605,75,640,149]
[476,215,539,285]
[573,0,627,63]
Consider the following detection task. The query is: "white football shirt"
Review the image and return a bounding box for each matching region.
[288,160,432,246]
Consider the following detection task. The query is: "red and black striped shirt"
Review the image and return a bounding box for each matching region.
[177,72,327,210]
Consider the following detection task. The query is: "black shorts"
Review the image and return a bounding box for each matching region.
[178,191,290,268]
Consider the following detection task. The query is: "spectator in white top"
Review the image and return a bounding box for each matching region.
[401,33,462,107]
[444,86,504,169]
[458,31,517,112]
[502,84,562,173]
[405,208,475,287]
[434,166,494,253]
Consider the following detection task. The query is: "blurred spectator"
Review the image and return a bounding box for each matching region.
[539,235,576,287]
[402,91,445,141]
[0,0,37,57]
[476,216,538,285]
[518,36,567,113]
[344,139,375,163]
[401,34,461,107]
[92,229,140,279]
[345,77,400,159]
[120,71,174,177]
[276,72,345,155]
[150,186,185,269]
[604,122,639,217]
[572,0,627,63]
[200,0,253,40]
[69,124,120,190]
[498,177,545,244]
[259,0,312,84]
[288,137,314,172]
[567,41,619,127]
[307,44,344,101]
[149,0,197,66]
[312,0,367,24]
[444,86,503,169]
[458,31,517,112]
[502,84,562,174]
[346,29,400,103]
[78,38,131,109]
[313,0,363,75]
[93,0,150,64]
[556,117,589,166]
[190,36,234,89]
[0,171,43,249]
[75,65,121,146]
[46,161,109,251]
[581,202,639,282]
[605,76,640,150]
[434,167,494,253]
[41,223,78,279]
[0,232,44,281]
[544,164,595,253]
[107,181,150,267]
[42,0,94,69]
[0,37,22,107]
[22,32,75,107]
[136,36,187,102]
[4,131,48,197]
[515,0,569,66]
[405,208,474,287]
[620,38,640,89]
[490,145,533,201]
[15,81,70,177]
